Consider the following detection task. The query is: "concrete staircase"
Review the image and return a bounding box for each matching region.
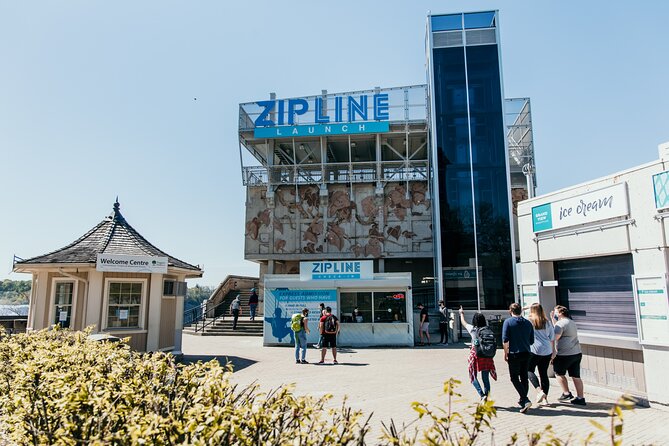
[182,275,263,337]
[183,316,263,336]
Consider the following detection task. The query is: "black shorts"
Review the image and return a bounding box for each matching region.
[322,334,337,348]
[553,353,582,378]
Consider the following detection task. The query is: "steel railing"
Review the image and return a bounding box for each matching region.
[242,161,429,186]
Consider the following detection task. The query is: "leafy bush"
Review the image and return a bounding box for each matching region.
[0,328,369,445]
[0,329,636,445]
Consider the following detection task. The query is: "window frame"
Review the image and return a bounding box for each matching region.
[49,278,78,329]
[102,278,148,331]
[339,288,409,324]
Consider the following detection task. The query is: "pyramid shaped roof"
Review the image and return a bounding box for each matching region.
[15,201,202,274]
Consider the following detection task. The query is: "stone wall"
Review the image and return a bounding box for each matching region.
[245,182,433,259]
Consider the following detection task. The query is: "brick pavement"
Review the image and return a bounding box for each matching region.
[182,334,669,445]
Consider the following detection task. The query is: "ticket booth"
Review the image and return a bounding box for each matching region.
[263,260,413,347]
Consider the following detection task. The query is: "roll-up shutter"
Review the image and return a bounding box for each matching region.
[554,254,637,337]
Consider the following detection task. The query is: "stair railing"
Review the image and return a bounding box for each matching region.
[184,299,232,333]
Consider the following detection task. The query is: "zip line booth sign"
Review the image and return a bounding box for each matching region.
[263,288,337,346]
[633,275,669,347]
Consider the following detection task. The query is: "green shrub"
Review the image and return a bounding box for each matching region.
[0,328,369,445]
[0,329,636,445]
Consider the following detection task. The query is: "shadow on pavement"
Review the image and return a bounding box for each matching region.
[311,362,369,367]
[495,402,613,418]
[179,354,257,372]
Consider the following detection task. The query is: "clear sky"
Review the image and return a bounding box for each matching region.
[2,1,668,286]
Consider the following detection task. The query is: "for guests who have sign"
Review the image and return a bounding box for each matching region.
[531,183,629,233]
[300,260,373,281]
[96,254,168,273]
[263,289,337,345]
[633,275,669,347]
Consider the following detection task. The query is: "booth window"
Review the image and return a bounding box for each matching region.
[340,292,372,323]
[53,281,74,328]
[374,291,407,323]
[340,291,407,323]
[107,282,142,328]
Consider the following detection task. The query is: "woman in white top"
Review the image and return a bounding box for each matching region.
[527,303,555,404]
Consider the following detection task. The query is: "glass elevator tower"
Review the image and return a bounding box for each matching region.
[427,11,516,310]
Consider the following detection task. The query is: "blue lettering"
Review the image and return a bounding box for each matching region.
[335,97,343,122]
[288,99,308,125]
[277,100,285,125]
[345,263,353,272]
[355,263,360,273]
[348,95,368,122]
[255,100,275,126]
[334,263,340,273]
[325,125,331,133]
[312,263,320,273]
[373,94,389,120]
[315,97,330,123]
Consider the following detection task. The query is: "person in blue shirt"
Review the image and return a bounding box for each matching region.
[502,302,535,413]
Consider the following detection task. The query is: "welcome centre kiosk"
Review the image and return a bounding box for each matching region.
[263,260,413,347]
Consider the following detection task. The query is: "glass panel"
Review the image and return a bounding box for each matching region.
[107,282,142,328]
[373,291,407,323]
[109,283,121,294]
[464,12,495,29]
[431,14,461,32]
[339,292,372,323]
[465,45,514,309]
[55,282,73,305]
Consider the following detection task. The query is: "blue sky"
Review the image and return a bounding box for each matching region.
[2,1,668,286]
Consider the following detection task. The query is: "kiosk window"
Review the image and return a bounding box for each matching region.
[374,291,407,323]
[340,291,372,323]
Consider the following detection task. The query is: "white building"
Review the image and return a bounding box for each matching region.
[517,142,669,407]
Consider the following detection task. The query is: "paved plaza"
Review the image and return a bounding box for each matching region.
[182,333,668,445]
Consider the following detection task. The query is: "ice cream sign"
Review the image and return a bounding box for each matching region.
[531,183,629,233]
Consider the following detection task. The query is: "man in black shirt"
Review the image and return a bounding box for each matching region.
[417,303,430,346]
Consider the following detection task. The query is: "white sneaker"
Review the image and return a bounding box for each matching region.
[520,400,532,414]
[536,391,547,405]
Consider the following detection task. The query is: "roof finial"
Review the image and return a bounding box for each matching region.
[113,197,120,213]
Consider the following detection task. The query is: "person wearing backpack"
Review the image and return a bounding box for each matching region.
[291,308,310,364]
[229,296,241,330]
[318,306,340,364]
[502,302,535,413]
[459,306,497,402]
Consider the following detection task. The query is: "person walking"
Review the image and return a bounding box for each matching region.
[527,303,555,405]
[248,288,259,321]
[230,295,241,330]
[438,300,449,345]
[502,302,534,413]
[292,308,310,364]
[459,306,497,401]
[417,303,430,346]
[318,306,340,364]
[551,305,586,405]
